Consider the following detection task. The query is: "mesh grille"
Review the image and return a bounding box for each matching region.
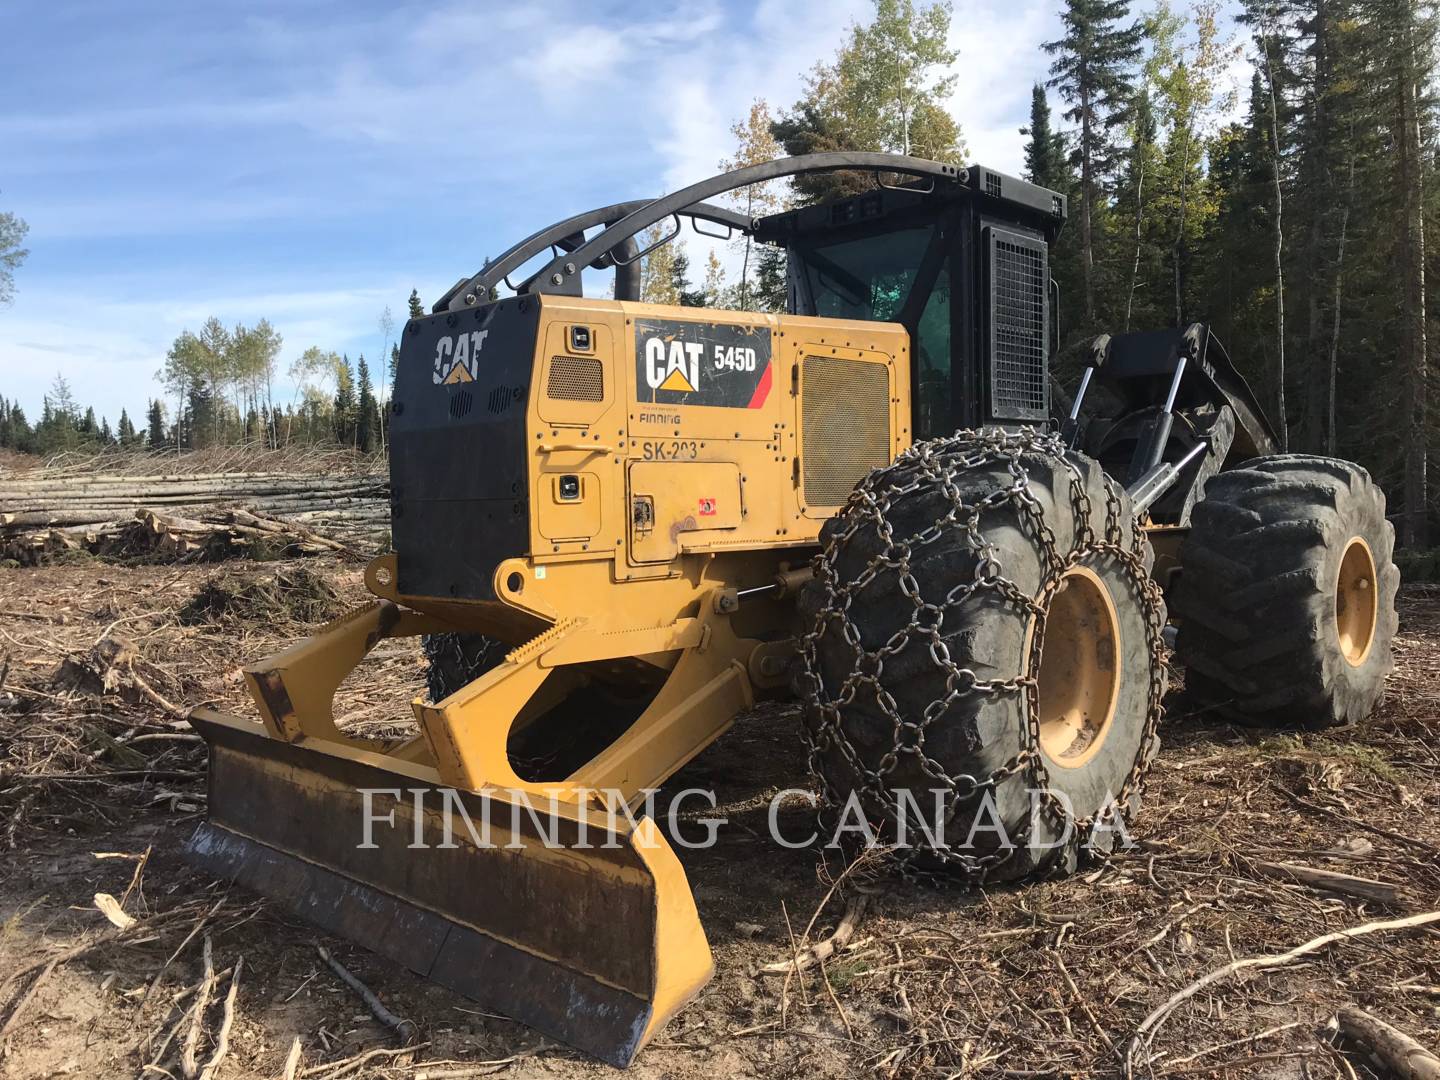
[989,229,1048,421]
[802,356,891,506]
[546,355,604,401]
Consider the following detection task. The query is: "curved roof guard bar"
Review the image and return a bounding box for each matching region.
[436,199,754,312]
[520,152,963,297]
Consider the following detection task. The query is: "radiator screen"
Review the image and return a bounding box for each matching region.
[988,229,1049,421]
[802,355,892,506]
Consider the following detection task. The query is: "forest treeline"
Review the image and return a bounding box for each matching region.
[0,291,423,460]
[4,0,1436,544]
[690,0,1440,546]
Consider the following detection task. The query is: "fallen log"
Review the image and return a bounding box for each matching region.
[1335,1006,1440,1079]
[1253,860,1409,907]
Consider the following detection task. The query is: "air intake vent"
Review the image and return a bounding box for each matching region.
[487,385,514,414]
[802,356,891,506]
[448,390,474,419]
[985,171,1002,197]
[547,355,604,401]
[987,228,1049,422]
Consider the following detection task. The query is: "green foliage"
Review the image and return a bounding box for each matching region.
[356,354,380,453]
[146,400,166,448]
[639,234,707,306]
[0,211,28,305]
[831,0,962,158]
[754,246,789,312]
[1045,0,1145,324]
[408,289,425,320]
[774,0,965,204]
[1022,84,1068,190]
[0,396,35,452]
[333,354,357,446]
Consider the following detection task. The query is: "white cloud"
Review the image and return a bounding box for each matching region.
[947,0,1060,174]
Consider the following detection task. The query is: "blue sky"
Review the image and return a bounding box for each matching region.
[0,0,1236,429]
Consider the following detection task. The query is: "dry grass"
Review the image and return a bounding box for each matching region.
[0,558,1437,1079]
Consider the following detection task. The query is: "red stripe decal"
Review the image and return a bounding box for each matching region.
[746,362,773,409]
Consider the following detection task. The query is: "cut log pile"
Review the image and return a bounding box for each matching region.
[0,469,389,564]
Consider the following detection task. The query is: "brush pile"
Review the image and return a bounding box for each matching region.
[0,449,389,563]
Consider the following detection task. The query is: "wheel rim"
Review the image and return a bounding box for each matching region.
[1336,537,1378,667]
[1034,566,1122,769]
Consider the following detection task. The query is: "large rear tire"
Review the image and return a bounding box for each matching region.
[1173,455,1398,728]
[796,430,1168,883]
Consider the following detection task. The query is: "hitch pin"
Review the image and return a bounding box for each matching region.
[736,567,814,602]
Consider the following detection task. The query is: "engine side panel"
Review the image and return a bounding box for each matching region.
[524,297,911,578]
[390,298,539,601]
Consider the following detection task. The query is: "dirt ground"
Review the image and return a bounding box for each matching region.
[2,555,1439,1079]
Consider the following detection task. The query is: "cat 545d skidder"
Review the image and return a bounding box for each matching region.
[185,153,1398,1065]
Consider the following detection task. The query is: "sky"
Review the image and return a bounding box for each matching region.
[0,0,1245,430]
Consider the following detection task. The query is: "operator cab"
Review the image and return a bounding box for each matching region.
[755,167,1066,440]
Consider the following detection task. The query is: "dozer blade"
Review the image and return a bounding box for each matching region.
[184,709,713,1067]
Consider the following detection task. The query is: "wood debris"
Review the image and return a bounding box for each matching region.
[1,454,387,564]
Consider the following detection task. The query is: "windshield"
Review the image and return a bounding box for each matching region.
[797,227,933,322]
[794,224,956,438]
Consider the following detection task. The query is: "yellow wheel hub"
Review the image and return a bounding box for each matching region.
[1034,566,1122,769]
[1336,537,1378,666]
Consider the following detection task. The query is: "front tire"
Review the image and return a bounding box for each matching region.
[796,430,1168,883]
[1174,455,1398,728]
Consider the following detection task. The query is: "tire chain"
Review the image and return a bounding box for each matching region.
[796,427,1168,883]
[422,632,502,703]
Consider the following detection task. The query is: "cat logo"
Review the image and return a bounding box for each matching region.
[643,336,701,393]
[433,330,490,385]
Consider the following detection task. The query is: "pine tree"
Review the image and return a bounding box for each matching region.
[1022,84,1085,343]
[356,355,379,453]
[754,246,789,312]
[673,245,706,307]
[147,400,166,448]
[1200,92,1272,355]
[1022,84,1068,189]
[334,355,357,446]
[1382,0,1434,545]
[186,384,215,449]
[117,408,134,445]
[10,404,32,453]
[0,399,33,453]
[1045,0,1144,327]
[49,375,78,424]
[408,289,425,320]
